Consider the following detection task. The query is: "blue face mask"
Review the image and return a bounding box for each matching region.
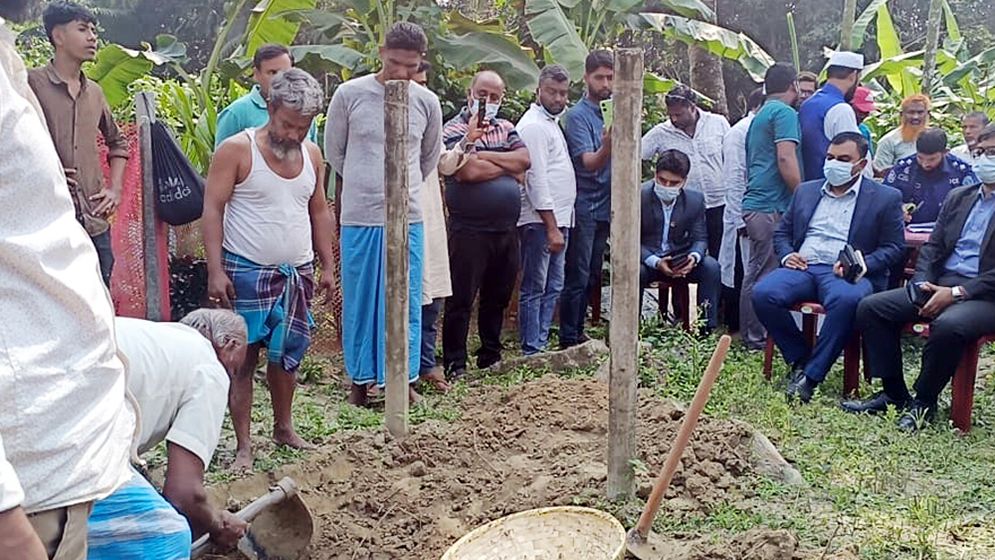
[823,158,862,187]
[470,98,501,121]
[654,183,682,203]
[974,155,995,185]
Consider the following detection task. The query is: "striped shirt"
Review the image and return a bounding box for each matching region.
[798,178,862,265]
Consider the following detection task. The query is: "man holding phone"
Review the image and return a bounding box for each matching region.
[559,50,615,349]
[639,149,721,333]
[440,70,530,379]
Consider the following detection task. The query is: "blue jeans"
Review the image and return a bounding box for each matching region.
[518,224,569,354]
[753,264,872,382]
[420,298,443,374]
[559,213,609,346]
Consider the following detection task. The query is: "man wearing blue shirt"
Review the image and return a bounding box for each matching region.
[799,51,862,181]
[846,124,995,432]
[739,62,803,350]
[215,44,318,148]
[559,50,614,349]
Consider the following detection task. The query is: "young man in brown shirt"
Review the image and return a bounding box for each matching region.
[28,1,128,287]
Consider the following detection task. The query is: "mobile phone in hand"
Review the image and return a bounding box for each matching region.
[600,98,614,129]
[477,99,487,127]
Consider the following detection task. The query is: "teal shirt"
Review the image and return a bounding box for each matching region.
[742,99,802,214]
[214,85,318,149]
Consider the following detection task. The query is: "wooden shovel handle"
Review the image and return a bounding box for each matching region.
[190,477,299,558]
[632,335,730,539]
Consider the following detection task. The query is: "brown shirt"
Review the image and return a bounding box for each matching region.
[27,63,129,236]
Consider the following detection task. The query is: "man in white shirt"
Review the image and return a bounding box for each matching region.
[87,310,251,558]
[718,88,764,332]
[642,84,730,260]
[873,94,931,176]
[951,112,991,164]
[0,4,135,559]
[517,64,577,354]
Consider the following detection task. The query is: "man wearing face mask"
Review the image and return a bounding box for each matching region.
[845,124,995,431]
[441,70,530,378]
[641,85,731,261]
[639,149,721,333]
[753,132,904,403]
[799,51,863,181]
[515,64,576,355]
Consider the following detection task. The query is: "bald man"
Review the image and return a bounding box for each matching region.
[440,70,530,379]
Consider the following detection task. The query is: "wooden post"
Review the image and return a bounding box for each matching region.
[840,0,858,51]
[135,91,163,321]
[607,48,643,500]
[384,80,410,438]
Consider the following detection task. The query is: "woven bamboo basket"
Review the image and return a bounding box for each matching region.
[440,506,626,560]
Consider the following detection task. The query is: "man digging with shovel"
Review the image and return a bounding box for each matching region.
[87,309,251,558]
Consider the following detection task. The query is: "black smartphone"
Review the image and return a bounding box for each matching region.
[476,99,486,127]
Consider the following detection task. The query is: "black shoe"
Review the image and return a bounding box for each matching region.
[558,333,591,350]
[785,371,817,403]
[447,367,467,382]
[785,360,807,383]
[841,391,910,415]
[477,356,501,370]
[897,401,936,433]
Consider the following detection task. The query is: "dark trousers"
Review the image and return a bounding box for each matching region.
[754,265,873,382]
[857,276,995,405]
[91,230,114,288]
[559,214,610,346]
[420,298,443,374]
[705,205,724,259]
[443,229,519,372]
[639,256,722,330]
[722,233,746,332]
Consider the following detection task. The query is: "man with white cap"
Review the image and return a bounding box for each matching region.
[799,51,864,181]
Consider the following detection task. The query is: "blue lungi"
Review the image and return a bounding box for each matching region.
[340,223,423,387]
[87,469,192,560]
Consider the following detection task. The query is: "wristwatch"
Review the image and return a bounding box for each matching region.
[952,286,967,302]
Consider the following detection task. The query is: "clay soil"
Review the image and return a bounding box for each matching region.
[208,376,833,560]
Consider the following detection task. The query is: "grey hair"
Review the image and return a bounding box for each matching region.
[180,308,248,348]
[269,68,324,116]
[539,64,570,85]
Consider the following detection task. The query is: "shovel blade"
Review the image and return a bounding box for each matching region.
[238,494,314,560]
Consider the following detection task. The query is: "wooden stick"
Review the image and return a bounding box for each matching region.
[632,335,731,538]
[135,91,162,321]
[607,48,644,500]
[384,80,410,438]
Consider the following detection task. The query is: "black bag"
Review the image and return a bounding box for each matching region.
[151,120,204,225]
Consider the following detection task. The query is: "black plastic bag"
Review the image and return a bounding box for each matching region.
[151,120,204,225]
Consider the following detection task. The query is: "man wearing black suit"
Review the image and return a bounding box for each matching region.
[640,149,721,332]
[844,124,995,431]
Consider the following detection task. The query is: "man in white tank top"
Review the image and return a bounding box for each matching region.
[203,68,336,471]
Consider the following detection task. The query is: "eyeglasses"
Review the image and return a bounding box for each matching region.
[973,147,995,158]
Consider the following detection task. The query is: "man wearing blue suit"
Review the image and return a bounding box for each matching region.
[640,149,721,332]
[753,132,905,402]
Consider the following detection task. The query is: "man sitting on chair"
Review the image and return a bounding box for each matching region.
[844,124,995,431]
[753,132,904,402]
[639,149,720,333]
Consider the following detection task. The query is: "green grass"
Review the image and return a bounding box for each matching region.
[203,320,995,559]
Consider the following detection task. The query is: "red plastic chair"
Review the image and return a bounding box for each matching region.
[905,323,995,433]
[762,302,864,396]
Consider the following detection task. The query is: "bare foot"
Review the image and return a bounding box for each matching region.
[273,427,316,450]
[419,367,451,393]
[348,383,370,407]
[232,448,253,472]
[409,386,423,406]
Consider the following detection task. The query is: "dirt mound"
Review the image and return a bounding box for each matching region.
[209,376,773,559]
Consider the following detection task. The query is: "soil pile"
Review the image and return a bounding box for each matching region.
[209,377,790,559]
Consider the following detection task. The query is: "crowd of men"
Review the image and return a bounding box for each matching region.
[3,0,995,557]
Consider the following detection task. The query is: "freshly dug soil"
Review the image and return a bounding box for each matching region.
[208,376,807,560]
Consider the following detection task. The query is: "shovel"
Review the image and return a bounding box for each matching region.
[191,476,315,560]
[626,335,731,560]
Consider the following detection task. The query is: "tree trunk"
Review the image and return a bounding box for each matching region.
[688,0,728,115]
[840,0,858,51]
[920,0,944,93]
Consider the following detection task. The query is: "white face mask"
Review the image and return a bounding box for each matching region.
[654,183,682,203]
[470,98,501,121]
[823,158,863,187]
[537,99,566,120]
[974,155,995,184]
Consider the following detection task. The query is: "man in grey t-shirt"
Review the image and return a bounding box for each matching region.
[324,22,443,407]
